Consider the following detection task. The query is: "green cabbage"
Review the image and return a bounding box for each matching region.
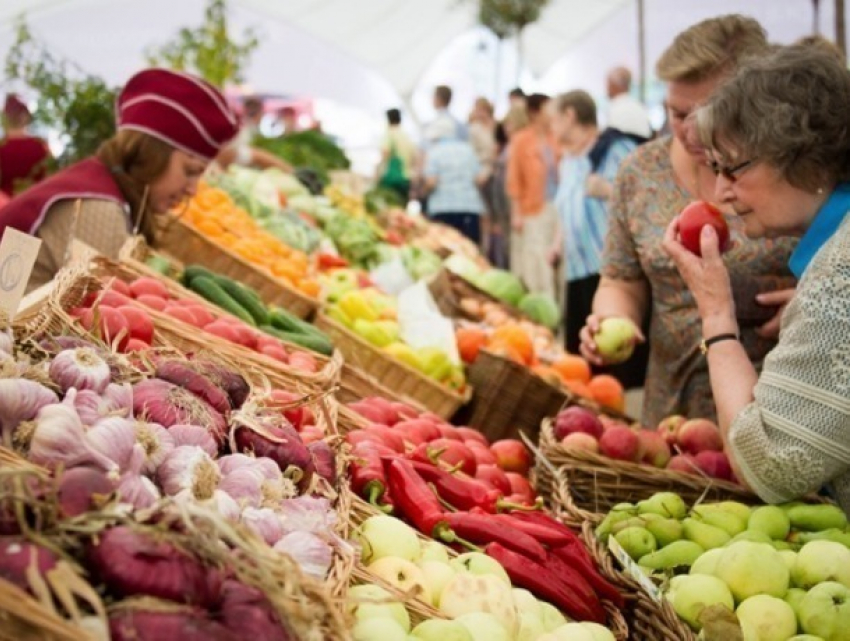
[477,269,526,306]
[519,293,560,329]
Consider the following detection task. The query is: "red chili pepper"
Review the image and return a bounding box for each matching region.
[317,253,349,269]
[385,458,447,537]
[509,511,585,546]
[441,512,547,563]
[551,540,624,608]
[350,442,393,512]
[486,542,606,624]
[406,460,502,512]
[488,512,573,547]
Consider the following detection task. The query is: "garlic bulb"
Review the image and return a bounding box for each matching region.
[0,378,58,444]
[217,453,258,476]
[117,444,161,510]
[219,467,264,508]
[156,446,221,500]
[134,421,175,475]
[49,348,111,394]
[241,507,284,545]
[74,383,132,425]
[167,424,218,457]
[86,417,137,472]
[273,531,332,579]
[175,488,240,521]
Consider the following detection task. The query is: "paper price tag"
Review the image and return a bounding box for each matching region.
[0,228,42,323]
[608,535,663,603]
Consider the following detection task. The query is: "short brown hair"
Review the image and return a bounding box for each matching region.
[696,44,850,191]
[556,90,597,127]
[795,34,846,64]
[656,14,768,83]
[525,93,550,116]
[434,85,452,107]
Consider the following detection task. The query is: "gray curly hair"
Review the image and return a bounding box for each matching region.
[696,44,850,192]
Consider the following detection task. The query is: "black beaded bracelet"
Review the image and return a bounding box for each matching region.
[699,333,739,355]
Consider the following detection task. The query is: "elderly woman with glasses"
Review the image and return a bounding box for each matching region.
[578,15,797,428]
[664,44,850,513]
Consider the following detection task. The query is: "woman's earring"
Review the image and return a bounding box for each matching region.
[817,187,825,195]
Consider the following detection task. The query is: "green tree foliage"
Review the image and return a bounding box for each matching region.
[477,0,551,38]
[146,0,259,88]
[4,18,117,166]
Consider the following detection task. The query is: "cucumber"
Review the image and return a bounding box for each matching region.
[214,277,269,326]
[190,276,257,326]
[269,306,330,341]
[181,264,218,287]
[259,325,334,356]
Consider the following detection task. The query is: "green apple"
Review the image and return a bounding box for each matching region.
[748,506,791,540]
[637,492,687,520]
[666,574,734,631]
[779,549,798,572]
[690,548,724,576]
[352,617,409,641]
[736,594,798,641]
[449,552,510,585]
[359,515,421,564]
[593,317,637,364]
[516,612,547,641]
[512,588,542,619]
[792,540,850,589]
[439,573,517,635]
[785,587,808,618]
[539,601,567,631]
[579,622,617,640]
[454,612,512,641]
[799,581,850,639]
[410,619,473,641]
[368,557,432,603]
[347,584,410,632]
[715,542,790,601]
[416,560,456,607]
[614,526,657,560]
[419,540,450,564]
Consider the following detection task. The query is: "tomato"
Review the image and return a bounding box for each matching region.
[135,295,168,312]
[124,338,150,352]
[184,305,216,327]
[678,201,730,256]
[98,290,134,308]
[129,277,170,300]
[288,351,317,373]
[79,305,130,351]
[260,343,289,363]
[164,305,203,328]
[116,305,154,345]
[203,321,242,344]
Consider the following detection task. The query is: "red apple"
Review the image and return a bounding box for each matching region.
[467,443,498,467]
[455,427,489,447]
[475,464,512,495]
[560,432,600,453]
[694,450,733,481]
[678,201,730,256]
[598,426,641,462]
[490,439,532,475]
[677,419,723,454]
[554,406,604,441]
[656,414,686,446]
[666,454,700,475]
[638,430,672,468]
[505,472,537,506]
[415,438,477,475]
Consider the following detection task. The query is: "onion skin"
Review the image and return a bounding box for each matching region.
[307,441,336,485]
[88,526,222,608]
[133,380,227,448]
[154,360,232,416]
[234,422,314,492]
[57,467,116,518]
[109,608,239,641]
[0,538,58,593]
[220,579,292,641]
[186,360,250,409]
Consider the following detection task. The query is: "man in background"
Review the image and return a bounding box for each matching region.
[605,66,652,141]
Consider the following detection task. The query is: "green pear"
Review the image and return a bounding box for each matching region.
[638,540,705,570]
[696,510,747,537]
[645,517,685,547]
[748,505,791,540]
[779,501,808,512]
[690,548,724,576]
[595,507,639,541]
[784,587,808,618]
[730,530,774,545]
[786,504,848,532]
[614,526,657,560]
[683,518,732,550]
[772,540,794,551]
[694,501,752,524]
[610,516,651,535]
[793,528,850,548]
[637,492,687,520]
[787,636,827,641]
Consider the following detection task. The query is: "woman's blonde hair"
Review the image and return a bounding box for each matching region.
[656,14,769,83]
[96,129,174,243]
[697,44,850,191]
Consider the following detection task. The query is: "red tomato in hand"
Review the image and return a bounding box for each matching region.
[678,201,730,257]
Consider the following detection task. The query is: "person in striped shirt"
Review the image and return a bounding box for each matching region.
[549,90,637,355]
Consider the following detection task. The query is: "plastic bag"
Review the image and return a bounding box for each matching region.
[396,281,460,364]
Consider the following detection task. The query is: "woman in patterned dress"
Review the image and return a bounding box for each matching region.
[664,45,850,513]
[579,15,797,428]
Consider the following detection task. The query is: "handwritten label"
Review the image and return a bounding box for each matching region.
[0,228,42,322]
[608,535,663,603]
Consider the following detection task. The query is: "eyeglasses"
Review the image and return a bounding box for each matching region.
[709,158,757,183]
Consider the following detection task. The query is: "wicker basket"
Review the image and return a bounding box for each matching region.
[536,416,760,520]
[456,349,567,442]
[31,258,342,392]
[314,314,470,419]
[337,362,427,413]
[427,267,528,322]
[549,472,696,641]
[152,218,319,320]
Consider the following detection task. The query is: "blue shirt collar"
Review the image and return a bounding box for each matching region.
[789,183,850,278]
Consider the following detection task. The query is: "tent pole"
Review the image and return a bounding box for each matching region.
[837,0,847,58]
[637,0,646,102]
[813,0,821,34]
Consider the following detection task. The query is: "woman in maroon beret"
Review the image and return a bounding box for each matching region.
[0,68,239,291]
[0,94,52,197]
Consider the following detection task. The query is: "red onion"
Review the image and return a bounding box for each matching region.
[57,467,116,518]
[220,579,292,641]
[109,607,238,641]
[0,538,58,594]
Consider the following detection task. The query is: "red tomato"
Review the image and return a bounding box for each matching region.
[80,305,130,351]
[98,290,133,308]
[260,343,289,363]
[678,201,730,256]
[104,277,132,297]
[135,295,168,312]
[116,305,154,345]
[184,305,216,327]
[129,277,171,300]
[289,351,317,373]
[204,321,242,344]
[164,305,203,328]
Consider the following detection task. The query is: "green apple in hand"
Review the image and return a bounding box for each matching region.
[593,317,638,364]
[359,515,421,564]
[410,619,473,641]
